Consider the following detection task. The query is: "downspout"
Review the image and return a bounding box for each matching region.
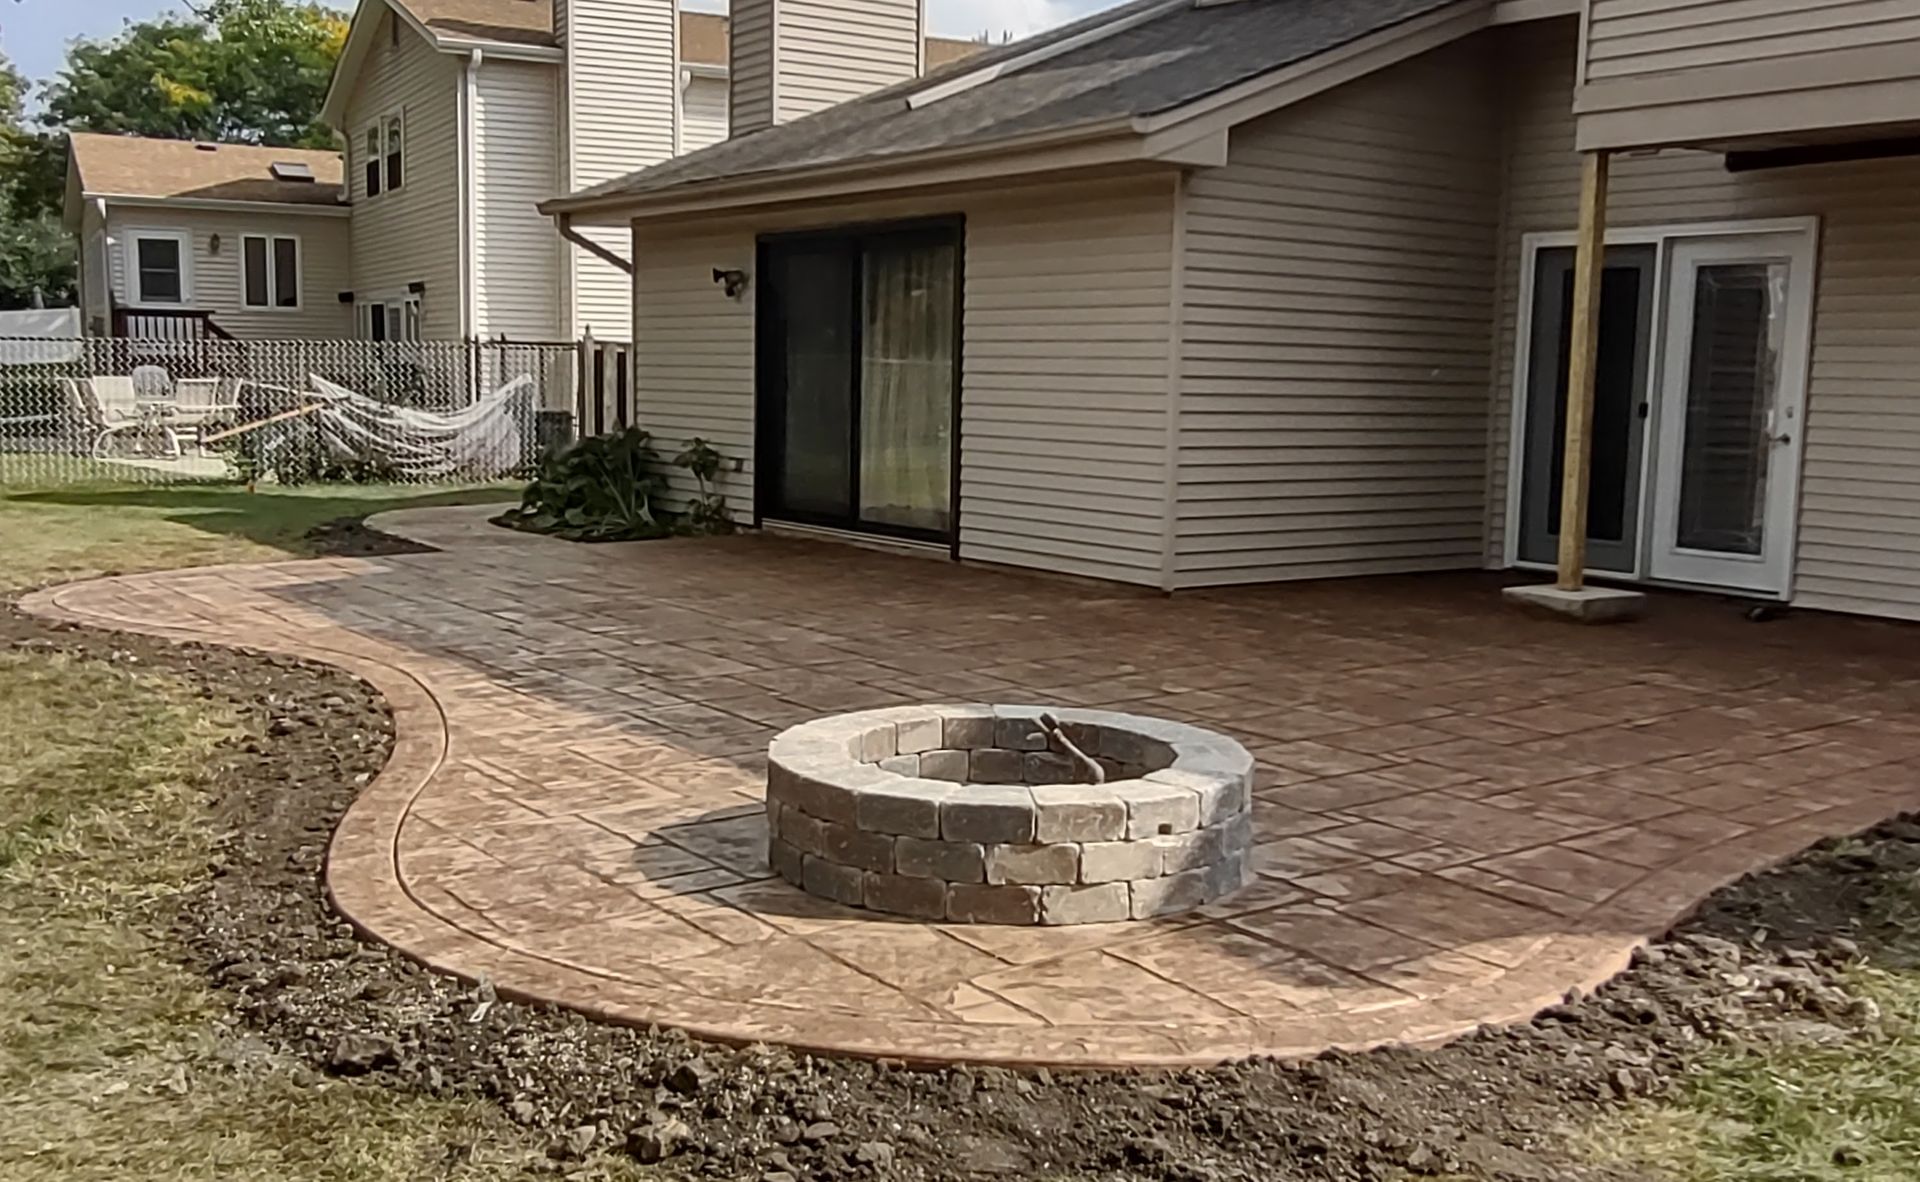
[557,214,634,276]
[461,47,482,339]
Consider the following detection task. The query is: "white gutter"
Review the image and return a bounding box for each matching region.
[461,47,482,339]
[87,192,352,217]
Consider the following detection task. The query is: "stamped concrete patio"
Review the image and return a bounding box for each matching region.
[22,505,1920,1066]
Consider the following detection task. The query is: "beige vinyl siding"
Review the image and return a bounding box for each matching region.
[683,74,730,152]
[1576,0,1920,148]
[564,0,679,338]
[1583,0,1920,80]
[106,207,353,339]
[344,13,461,338]
[629,175,1177,584]
[773,0,921,122]
[1172,39,1502,587]
[1491,17,1920,621]
[472,60,563,340]
[729,0,776,136]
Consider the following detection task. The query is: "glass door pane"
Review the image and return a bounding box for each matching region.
[1516,245,1655,572]
[769,243,855,521]
[1648,231,1812,596]
[858,238,955,535]
[1673,262,1785,556]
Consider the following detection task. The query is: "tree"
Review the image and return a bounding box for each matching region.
[0,1,348,308]
[41,0,349,149]
[0,49,74,310]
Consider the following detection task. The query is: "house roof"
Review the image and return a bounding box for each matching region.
[549,0,1468,212]
[67,133,346,206]
[389,0,982,64]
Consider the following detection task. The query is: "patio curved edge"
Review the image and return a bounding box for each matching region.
[16,546,1920,1069]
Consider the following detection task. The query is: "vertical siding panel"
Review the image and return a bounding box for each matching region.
[564,0,679,338]
[729,0,777,136]
[682,75,731,151]
[344,13,462,338]
[1173,40,1502,586]
[774,0,921,122]
[473,60,562,340]
[1494,17,1920,621]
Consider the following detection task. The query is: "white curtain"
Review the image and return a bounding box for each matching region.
[859,241,955,533]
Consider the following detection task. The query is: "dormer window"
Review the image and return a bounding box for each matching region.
[364,127,382,196]
[385,114,404,190]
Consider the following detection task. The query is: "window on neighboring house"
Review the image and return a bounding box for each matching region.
[242,235,301,309]
[358,292,422,341]
[364,126,382,197]
[129,231,189,306]
[384,114,404,191]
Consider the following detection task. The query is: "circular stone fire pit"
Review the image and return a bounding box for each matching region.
[766,705,1255,926]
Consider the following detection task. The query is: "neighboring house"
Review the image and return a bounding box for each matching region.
[317,0,980,342]
[543,0,1920,625]
[64,134,352,340]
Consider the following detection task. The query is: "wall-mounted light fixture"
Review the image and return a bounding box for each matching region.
[208,233,223,255]
[712,267,749,300]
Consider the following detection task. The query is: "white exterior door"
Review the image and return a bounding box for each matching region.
[1646,231,1815,596]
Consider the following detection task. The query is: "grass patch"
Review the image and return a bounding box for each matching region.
[0,647,639,1180]
[1590,868,1920,1181]
[0,481,516,592]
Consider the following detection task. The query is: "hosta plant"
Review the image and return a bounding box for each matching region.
[498,427,669,541]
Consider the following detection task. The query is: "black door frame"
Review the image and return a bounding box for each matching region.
[754,215,965,556]
[1516,243,1656,575]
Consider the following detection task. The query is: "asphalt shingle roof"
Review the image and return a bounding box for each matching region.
[558,0,1463,206]
[68,134,346,206]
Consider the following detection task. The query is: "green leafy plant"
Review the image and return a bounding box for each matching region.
[673,437,736,536]
[498,428,668,542]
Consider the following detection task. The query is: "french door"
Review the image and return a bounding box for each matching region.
[757,221,961,544]
[1646,232,1814,594]
[1516,245,1656,573]
[1513,224,1815,598]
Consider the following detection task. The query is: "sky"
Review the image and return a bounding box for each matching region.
[0,0,1118,90]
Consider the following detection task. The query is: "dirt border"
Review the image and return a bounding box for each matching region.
[8,538,1919,1179]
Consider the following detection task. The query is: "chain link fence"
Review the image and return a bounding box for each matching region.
[0,336,580,486]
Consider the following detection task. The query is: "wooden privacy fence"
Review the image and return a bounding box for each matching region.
[577,332,634,436]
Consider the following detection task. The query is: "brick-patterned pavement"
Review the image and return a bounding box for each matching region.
[22,505,1920,1066]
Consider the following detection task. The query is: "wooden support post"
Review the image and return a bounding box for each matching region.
[1555,150,1611,591]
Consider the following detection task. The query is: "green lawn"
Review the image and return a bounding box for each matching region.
[0,478,648,1179]
[1588,852,1920,1182]
[0,647,642,1181]
[0,480,517,592]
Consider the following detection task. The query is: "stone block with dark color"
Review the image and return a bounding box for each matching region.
[947,882,1041,925]
[864,871,949,919]
[894,835,986,883]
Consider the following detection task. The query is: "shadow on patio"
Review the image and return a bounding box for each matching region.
[22,505,1920,1065]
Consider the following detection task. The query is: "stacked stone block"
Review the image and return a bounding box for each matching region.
[766,705,1255,925]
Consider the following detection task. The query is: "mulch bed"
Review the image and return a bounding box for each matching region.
[6,518,1915,1180]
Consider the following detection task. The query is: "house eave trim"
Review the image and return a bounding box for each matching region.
[541,118,1144,221]
[89,192,352,217]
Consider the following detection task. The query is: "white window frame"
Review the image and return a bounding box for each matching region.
[360,110,404,199]
[357,291,423,341]
[383,111,405,194]
[241,233,303,311]
[125,228,193,308]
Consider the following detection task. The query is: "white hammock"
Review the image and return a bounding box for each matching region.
[303,374,535,479]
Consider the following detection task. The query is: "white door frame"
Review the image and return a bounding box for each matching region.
[1501,216,1820,598]
[1646,230,1817,597]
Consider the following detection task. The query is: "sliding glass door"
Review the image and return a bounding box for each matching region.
[758,222,960,543]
